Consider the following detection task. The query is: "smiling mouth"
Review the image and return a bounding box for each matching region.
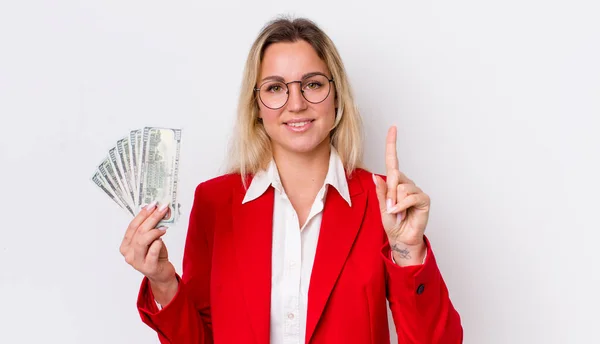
[284,119,315,127]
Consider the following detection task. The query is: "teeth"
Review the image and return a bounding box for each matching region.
[288,121,310,127]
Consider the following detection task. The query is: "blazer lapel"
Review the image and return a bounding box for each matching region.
[232,185,274,344]
[305,174,367,343]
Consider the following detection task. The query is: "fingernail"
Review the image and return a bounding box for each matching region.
[395,213,403,225]
[158,226,168,231]
[158,203,169,212]
[145,201,157,211]
[386,199,394,213]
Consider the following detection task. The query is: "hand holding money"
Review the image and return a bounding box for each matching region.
[93,127,182,304]
[91,127,183,307]
[119,203,179,306]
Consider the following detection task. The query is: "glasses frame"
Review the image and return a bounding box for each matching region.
[253,73,335,110]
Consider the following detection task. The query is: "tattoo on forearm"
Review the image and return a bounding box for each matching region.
[391,244,412,259]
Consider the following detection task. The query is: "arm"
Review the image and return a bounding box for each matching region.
[137,182,214,344]
[382,236,463,344]
[371,127,462,342]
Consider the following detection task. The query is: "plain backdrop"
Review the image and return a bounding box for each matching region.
[1,1,598,343]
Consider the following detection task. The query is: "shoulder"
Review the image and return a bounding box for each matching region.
[347,168,387,197]
[352,167,386,182]
[349,167,381,186]
[198,173,243,192]
[195,173,244,197]
[192,173,246,207]
[352,168,373,179]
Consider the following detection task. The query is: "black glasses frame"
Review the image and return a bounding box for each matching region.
[253,73,335,110]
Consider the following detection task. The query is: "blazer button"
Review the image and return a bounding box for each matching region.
[416,284,425,295]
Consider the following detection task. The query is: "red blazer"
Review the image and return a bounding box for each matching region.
[137,169,463,343]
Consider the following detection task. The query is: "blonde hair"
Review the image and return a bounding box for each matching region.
[227,17,364,180]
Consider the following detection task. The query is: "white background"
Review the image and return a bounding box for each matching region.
[1,1,598,343]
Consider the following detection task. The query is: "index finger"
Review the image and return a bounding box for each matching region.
[385,126,399,171]
[122,201,157,245]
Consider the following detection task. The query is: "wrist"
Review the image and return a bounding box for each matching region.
[149,275,178,293]
[389,240,426,266]
[149,275,179,307]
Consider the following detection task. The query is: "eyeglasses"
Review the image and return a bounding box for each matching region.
[254,73,334,110]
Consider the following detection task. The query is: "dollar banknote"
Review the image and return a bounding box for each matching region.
[92,127,182,226]
[128,129,141,202]
[138,127,182,225]
[116,138,136,205]
[96,160,135,216]
[92,171,134,216]
[109,146,134,207]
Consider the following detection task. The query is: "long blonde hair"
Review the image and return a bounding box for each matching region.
[227,17,364,180]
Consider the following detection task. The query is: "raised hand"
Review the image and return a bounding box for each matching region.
[119,202,178,303]
[373,126,430,265]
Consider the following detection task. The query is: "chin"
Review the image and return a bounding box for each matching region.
[278,136,330,155]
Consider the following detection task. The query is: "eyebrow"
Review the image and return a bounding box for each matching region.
[259,71,329,84]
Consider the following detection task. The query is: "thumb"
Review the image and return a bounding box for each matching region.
[372,174,387,213]
[147,238,164,262]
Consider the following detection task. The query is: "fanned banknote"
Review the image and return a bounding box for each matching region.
[91,127,182,226]
[138,127,182,224]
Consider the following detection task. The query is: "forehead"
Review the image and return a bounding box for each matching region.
[259,40,329,81]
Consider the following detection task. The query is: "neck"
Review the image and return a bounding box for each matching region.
[272,139,331,196]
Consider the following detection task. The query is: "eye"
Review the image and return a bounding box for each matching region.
[304,82,322,90]
[266,83,285,93]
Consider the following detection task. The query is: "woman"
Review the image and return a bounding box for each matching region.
[120,17,463,344]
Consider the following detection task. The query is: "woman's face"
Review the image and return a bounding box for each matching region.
[257,40,336,156]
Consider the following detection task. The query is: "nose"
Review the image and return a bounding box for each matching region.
[286,82,308,112]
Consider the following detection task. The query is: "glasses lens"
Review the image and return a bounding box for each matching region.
[301,74,331,103]
[259,81,288,109]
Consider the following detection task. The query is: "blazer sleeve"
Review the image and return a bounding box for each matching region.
[382,236,463,343]
[137,182,214,344]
